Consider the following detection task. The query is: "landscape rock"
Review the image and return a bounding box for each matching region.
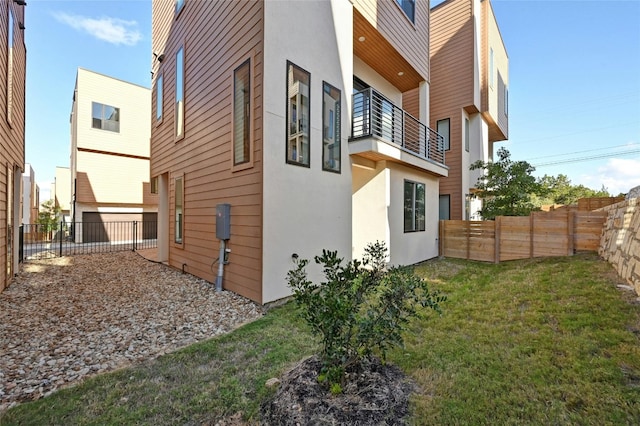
[0,251,263,411]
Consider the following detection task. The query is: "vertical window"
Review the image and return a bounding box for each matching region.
[404,180,425,232]
[437,118,450,151]
[286,62,310,166]
[174,176,183,243]
[439,194,451,221]
[175,47,184,139]
[6,8,13,125]
[233,60,251,165]
[395,0,415,23]
[156,74,163,121]
[489,48,494,88]
[91,102,120,132]
[465,118,470,152]
[322,82,341,172]
[505,87,509,116]
[175,0,185,15]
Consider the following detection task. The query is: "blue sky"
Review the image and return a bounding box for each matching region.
[25,0,640,201]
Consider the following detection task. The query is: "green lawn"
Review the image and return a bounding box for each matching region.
[2,253,639,425]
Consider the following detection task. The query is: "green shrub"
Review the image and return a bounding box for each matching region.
[287,241,445,388]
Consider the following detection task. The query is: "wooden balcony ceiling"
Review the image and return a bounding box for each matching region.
[353,9,422,93]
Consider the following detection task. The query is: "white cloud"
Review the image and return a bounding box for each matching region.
[53,12,142,46]
[578,157,640,196]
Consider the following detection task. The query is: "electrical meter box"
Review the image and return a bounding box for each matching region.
[216,203,231,240]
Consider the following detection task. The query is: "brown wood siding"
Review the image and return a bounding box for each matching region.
[151,0,264,303]
[429,0,474,220]
[353,0,430,82]
[0,1,25,291]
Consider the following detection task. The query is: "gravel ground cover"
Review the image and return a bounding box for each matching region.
[0,251,263,411]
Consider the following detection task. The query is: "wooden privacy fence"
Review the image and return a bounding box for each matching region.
[439,210,608,263]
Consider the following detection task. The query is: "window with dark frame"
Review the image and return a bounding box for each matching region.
[395,0,415,23]
[286,62,310,166]
[465,118,470,152]
[439,194,451,221]
[437,118,450,151]
[175,176,183,243]
[404,180,425,232]
[156,74,163,121]
[175,46,184,139]
[6,8,13,125]
[91,102,120,132]
[233,59,251,165]
[322,82,341,172]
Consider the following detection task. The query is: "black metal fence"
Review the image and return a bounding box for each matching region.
[19,221,158,262]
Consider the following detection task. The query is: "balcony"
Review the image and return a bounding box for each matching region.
[349,88,447,176]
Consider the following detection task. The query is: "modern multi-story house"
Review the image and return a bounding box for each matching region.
[22,163,39,224]
[150,0,448,304]
[0,0,26,292]
[69,68,157,242]
[407,0,508,220]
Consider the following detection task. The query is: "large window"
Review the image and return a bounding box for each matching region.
[233,59,251,165]
[437,118,450,151]
[156,74,163,122]
[404,180,425,232]
[175,46,184,139]
[322,82,341,172]
[174,176,183,243]
[92,102,120,132]
[6,8,14,125]
[286,62,310,166]
[395,0,415,23]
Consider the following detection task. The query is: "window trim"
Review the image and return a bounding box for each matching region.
[156,73,164,125]
[404,179,426,233]
[175,45,185,142]
[322,81,341,173]
[231,58,253,171]
[174,174,184,245]
[285,61,311,168]
[437,118,450,151]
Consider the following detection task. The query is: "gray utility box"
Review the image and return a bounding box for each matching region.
[216,203,231,240]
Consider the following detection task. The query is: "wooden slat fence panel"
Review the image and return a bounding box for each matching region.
[440,210,607,263]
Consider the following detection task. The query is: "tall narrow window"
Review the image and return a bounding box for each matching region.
[322,82,341,172]
[439,194,451,221]
[286,62,310,166]
[437,118,450,151]
[6,9,14,125]
[404,180,425,232]
[504,87,509,116]
[91,102,120,132]
[465,118,470,152]
[175,47,184,139]
[233,60,251,165]
[174,176,183,243]
[489,48,494,88]
[395,0,415,23]
[156,74,163,121]
[175,0,185,15]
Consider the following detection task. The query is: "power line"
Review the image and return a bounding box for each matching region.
[525,142,640,161]
[533,149,640,167]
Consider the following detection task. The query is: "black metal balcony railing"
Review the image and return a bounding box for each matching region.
[351,88,445,165]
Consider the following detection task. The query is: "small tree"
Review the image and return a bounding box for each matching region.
[470,147,544,219]
[287,242,445,392]
[37,200,60,233]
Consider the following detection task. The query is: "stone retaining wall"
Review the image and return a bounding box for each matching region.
[599,198,640,294]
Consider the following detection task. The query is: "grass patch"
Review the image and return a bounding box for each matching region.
[2,253,639,424]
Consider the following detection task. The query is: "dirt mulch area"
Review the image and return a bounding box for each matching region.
[0,251,263,411]
[261,356,417,425]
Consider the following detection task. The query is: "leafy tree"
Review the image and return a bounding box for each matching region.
[37,199,61,232]
[287,241,445,392]
[470,147,544,219]
[536,174,610,205]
